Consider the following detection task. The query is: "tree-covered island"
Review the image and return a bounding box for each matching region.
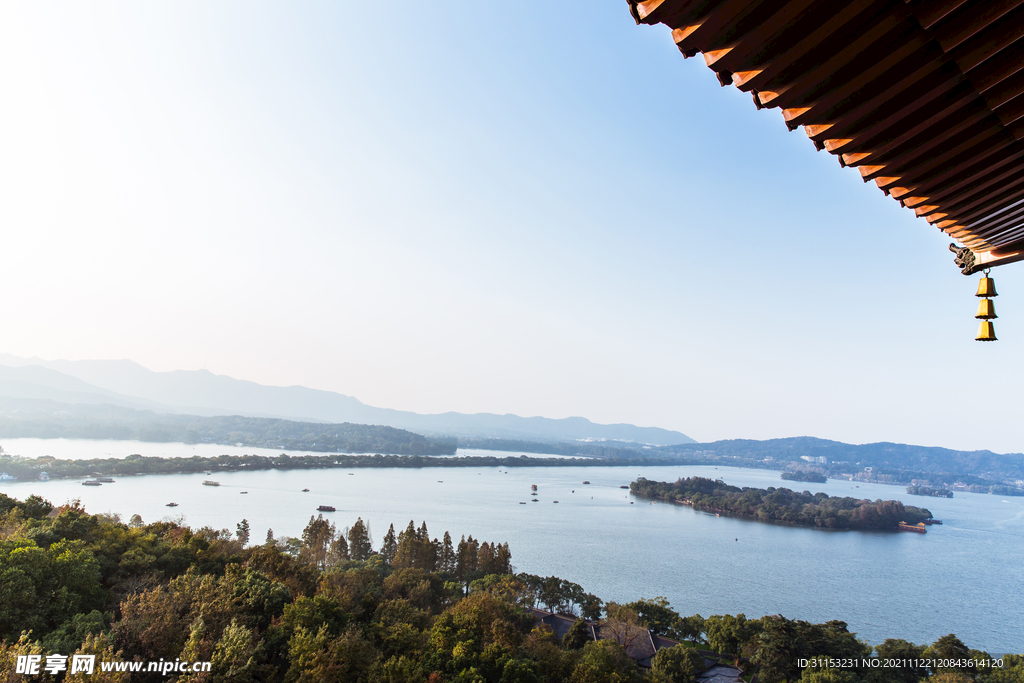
[906,485,954,498]
[780,471,827,483]
[630,477,933,530]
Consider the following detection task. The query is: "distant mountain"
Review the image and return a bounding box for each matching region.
[0,354,694,445]
[0,365,178,413]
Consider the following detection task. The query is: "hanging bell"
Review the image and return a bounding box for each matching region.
[976,320,997,341]
[976,276,998,297]
[975,298,997,319]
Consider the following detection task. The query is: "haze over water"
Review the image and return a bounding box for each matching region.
[4,440,1021,654]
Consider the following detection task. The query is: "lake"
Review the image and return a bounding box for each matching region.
[2,440,1021,655]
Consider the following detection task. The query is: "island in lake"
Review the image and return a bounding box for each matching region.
[630,476,933,531]
[906,485,953,498]
[780,471,827,483]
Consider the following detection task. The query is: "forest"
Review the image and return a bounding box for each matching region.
[0,492,1019,682]
[0,399,455,456]
[630,477,934,530]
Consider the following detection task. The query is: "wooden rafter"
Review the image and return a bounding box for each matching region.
[629,0,1024,273]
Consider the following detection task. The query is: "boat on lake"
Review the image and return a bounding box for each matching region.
[582,481,591,485]
[240,491,248,494]
[531,484,538,491]
[166,502,178,507]
[302,488,310,492]
[897,521,927,533]
[620,485,629,489]
[202,481,220,487]
[317,505,336,512]
[95,477,115,483]
[82,480,102,486]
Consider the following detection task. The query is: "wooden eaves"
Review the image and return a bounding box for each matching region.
[628,0,1024,274]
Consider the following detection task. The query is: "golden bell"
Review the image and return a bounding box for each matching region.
[975,320,997,341]
[975,298,997,319]
[976,276,998,297]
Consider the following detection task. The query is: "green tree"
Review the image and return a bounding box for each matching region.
[569,639,643,683]
[875,639,927,683]
[236,519,250,546]
[300,515,336,571]
[439,531,456,574]
[705,614,751,659]
[626,597,684,639]
[348,518,373,561]
[380,524,397,564]
[925,635,973,677]
[563,619,591,650]
[650,644,707,683]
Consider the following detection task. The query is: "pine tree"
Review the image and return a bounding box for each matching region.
[236,519,250,546]
[348,517,372,561]
[266,528,275,545]
[331,533,349,563]
[301,514,337,570]
[477,541,491,575]
[394,520,418,569]
[439,531,456,574]
[380,523,397,564]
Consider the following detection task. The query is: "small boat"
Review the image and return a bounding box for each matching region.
[531,484,538,491]
[553,500,559,503]
[302,488,310,492]
[240,491,248,494]
[582,481,591,485]
[95,477,115,483]
[0,472,17,481]
[531,498,538,502]
[82,481,102,486]
[438,480,443,483]
[317,505,336,512]
[166,502,178,507]
[619,485,629,489]
[202,481,220,487]
[715,513,721,517]
[898,521,927,533]
[519,502,526,504]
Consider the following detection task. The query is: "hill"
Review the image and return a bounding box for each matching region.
[0,398,454,455]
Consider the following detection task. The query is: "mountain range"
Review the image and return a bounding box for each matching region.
[0,354,694,445]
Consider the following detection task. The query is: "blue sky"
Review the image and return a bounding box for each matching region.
[1,1,1021,452]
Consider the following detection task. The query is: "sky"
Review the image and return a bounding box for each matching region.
[1,2,1022,453]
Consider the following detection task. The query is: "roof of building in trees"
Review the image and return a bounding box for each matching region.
[628,0,1024,273]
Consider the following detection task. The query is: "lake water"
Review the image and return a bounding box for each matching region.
[2,443,1021,655]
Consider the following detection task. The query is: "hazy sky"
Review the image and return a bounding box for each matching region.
[2,2,1021,452]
